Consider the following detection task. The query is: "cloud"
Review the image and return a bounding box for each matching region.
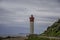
[0,0,60,34]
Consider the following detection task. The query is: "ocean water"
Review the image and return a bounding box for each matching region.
[0,33,29,37]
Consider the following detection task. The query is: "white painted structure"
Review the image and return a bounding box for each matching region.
[29,15,34,34]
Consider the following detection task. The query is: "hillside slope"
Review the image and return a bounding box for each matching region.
[41,19,60,37]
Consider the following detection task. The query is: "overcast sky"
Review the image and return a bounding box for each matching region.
[0,0,60,34]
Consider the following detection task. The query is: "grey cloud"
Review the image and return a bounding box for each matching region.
[57,0,60,3]
[36,8,60,13]
[9,7,28,13]
[0,8,10,14]
[0,0,60,34]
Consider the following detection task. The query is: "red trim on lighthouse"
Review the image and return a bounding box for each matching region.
[29,15,34,22]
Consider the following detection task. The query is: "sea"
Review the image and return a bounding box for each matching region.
[0,33,30,37]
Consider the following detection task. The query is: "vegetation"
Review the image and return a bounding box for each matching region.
[0,37,3,40]
[26,34,49,40]
[6,36,11,38]
[26,19,60,40]
[41,19,60,37]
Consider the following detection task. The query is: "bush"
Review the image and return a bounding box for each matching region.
[26,34,50,40]
[6,36,11,38]
[0,37,3,40]
[38,37,49,40]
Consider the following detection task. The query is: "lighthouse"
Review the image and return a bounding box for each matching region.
[29,15,34,34]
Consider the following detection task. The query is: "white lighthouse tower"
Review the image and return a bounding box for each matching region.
[29,15,34,34]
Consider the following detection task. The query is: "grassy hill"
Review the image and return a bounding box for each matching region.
[26,19,60,40]
[41,19,60,37]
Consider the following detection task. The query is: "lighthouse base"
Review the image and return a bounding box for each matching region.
[30,22,34,34]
